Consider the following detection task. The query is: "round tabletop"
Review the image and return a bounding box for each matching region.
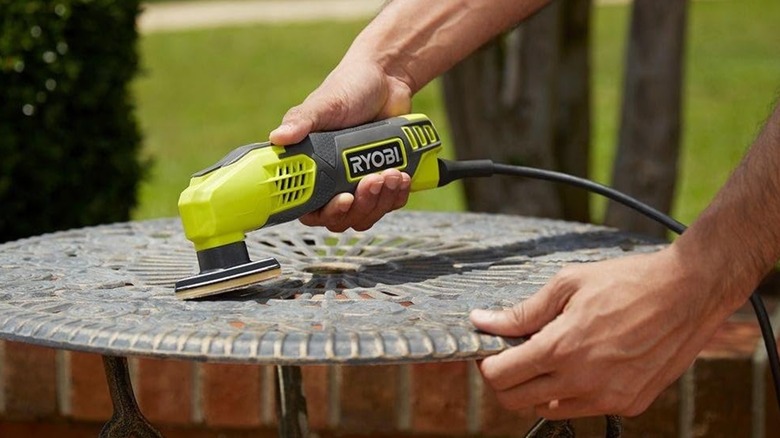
[0,211,662,365]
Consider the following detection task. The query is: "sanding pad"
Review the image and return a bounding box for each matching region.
[174,257,282,300]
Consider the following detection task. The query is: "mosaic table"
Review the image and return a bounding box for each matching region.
[0,211,661,437]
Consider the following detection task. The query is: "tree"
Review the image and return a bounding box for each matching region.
[605,0,689,237]
[443,1,591,222]
[443,0,688,238]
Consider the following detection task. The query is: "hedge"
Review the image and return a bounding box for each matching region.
[0,0,145,242]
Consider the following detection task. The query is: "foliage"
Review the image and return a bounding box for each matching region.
[0,0,145,241]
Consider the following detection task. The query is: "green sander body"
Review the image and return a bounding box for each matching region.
[175,114,443,299]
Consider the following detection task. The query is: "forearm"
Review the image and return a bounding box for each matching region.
[344,0,551,93]
[674,103,780,311]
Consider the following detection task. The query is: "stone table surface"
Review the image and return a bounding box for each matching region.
[0,211,663,365]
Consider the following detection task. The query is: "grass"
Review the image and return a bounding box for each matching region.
[133,0,780,227]
[590,0,780,224]
[133,19,461,220]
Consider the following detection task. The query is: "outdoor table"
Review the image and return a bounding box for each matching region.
[0,211,660,437]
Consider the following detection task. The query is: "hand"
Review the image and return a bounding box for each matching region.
[269,60,414,231]
[299,168,411,232]
[470,247,738,419]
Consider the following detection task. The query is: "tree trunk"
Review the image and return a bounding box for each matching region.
[605,0,689,237]
[555,0,592,223]
[442,0,592,221]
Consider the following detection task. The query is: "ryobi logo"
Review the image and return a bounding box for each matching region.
[344,140,406,180]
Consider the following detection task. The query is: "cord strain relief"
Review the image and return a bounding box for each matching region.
[437,159,495,187]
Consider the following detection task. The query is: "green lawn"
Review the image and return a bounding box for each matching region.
[590,0,780,224]
[133,0,780,227]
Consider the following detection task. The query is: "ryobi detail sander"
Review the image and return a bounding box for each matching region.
[175,114,455,300]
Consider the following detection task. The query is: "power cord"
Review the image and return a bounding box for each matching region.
[437,158,780,408]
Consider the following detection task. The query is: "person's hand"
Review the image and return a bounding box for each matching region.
[469,246,740,419]
[299,168,410,232]
[269,59,414,232]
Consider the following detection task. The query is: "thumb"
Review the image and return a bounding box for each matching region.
[269,105,317,146]
[470,289,562,337]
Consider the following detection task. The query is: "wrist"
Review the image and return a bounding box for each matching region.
[342,20,421,94]
[669,228,763,315]
[345,0,549,95]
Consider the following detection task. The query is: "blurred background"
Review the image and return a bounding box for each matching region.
[133,0,780,230]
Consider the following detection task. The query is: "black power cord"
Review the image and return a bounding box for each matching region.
[437,158,780,408]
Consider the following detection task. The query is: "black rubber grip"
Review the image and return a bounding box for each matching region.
[266,116,441,226]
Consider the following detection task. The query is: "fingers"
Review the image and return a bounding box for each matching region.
[498,376,561,411]
[482,350,614,420]
[299,193,353,229]
[482,361,604,420]
[337,173,383,232]
[269,65,387,146]
[269,105,319,146]
[479,340,553,392]
[392,173,412,210]
[269,88,354,145]
[481,364,601,420]
[473,266,604,418]
[533,398,592,421]
[351,170,409,231]
[470,273,575,337]
[299,169,410,232]
[534,393,652,420]
[473,256,696,420]
[477,317,568,390]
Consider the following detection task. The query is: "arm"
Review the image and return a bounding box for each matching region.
[270,0,550,231]
[347,0,550,95]
[676,103,780,309]
[470,103,780,419]
[272,0,550,141]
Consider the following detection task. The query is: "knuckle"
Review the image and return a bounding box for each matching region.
[282,105,305,123]
[326,222,348,233]
[352,222,373,232]
[629,401,651,417]
[551,265,579,288]
[478,362,496,381]
[299,210,323,227]
[622,393,652,417]
[478,362,502,388]
[621,404,644,418]
[544,265,582,307]
[508,303,527,327]
[551,338,586,367]
[298,217,317,227]
[393,192,409,208]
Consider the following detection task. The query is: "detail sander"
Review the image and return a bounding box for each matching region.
[175,114,455,300]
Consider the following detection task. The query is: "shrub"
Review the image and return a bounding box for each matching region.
[0,0,145,242]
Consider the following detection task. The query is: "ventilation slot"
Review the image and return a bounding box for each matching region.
[423,124,438,142]
[402,126,419,149]
[413,126,429,146]
[269,157,315,213]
